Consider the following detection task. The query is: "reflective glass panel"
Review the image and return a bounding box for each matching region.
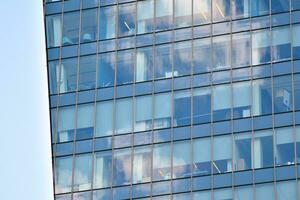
[213,0,231,22]
[115,98,133,134]
[117,50,134,85]
[174,90,191,127]
[194,0,211,25]
[193,138,211,175]
[232,0,249,19]
[234,132,252,171]
[80,9,98,43]
[46,14,62,47]
[118,3,136,37]
[272,0,289,13]
[95,101,113,137]
[94,151,112,188]
[98,52,115,88]
[113,148,132,186]
[78,55,96,90]
[213,135,232,173]
[55,156,73,194]
[234,186,253,200]
[214,188,232,200]
[273,75,292,113]
[153,143,171,181]
[275,127,295,166]
[57,106,75,142]
[193,87,211,124]
[137,0,154,34]
[213,35,231,70]
[73,154,92,191]
[213,84,231,121]
[232,32,250,68]
[48,60,60,95]
[272,26,291,62]
[133,146,152,183]
[295,74,300,111]
[254,130,273,168]
[76,103,94,140]
[256,183,275,200]
[60,58,78,93]
[99,6,116,40]
[156,0,173,31]
[136,47,153,82]
[293,24,300,59]
[251,0,269,17]
[155,44,172,79]
[175,0,192,28]
[173,141,191,178]
[252,29,271,65]
[277,181,296,200]
[233,81,251,119]
[174,41,192,76]
[62,11,80,45]
[154,93,172,129]
[135,95,152,132]
[252,78,272,116]
[193,38,212,73]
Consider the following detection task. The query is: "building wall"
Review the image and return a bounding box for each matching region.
[45,0,300,199]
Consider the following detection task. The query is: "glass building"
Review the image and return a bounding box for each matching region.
[44,0,300,199]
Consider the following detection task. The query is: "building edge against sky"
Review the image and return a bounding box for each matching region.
[45,0,300,199]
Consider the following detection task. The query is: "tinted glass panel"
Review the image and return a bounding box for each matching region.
[137,0,154,34]
[232,32,250,68]
[98,52,115,88]
[193,138,211,175]
[156,0,173,31]
[173,141,191,178]
[57,106,75,142]
[46,14,62,47]
[175,0,192,28]
[275,127,295,166]
[115,98,133,134]
[233,81,251,119]
[95,101,113,137]
[155,44,172,79]
[213,35,231,70]
[133,146,152,183]
[154,93,172,129]
[94,151,112,188]
[153,143,171,181]
[62,12,80,45]
[117,50,134,85]
[136,47,153,82]
[234,132,252,171]
[76,104,94,140]
[252,78,272,116]
[194,0,211,25]
[252,29,270,65]
[135,95,152,132]
[80,9,97,43]
[73,154,92,191]
[213,0,231,22]
[118,3,136,37]
[174,90,191,126]
[78,55,96,90]
[273,75,292,113]
[213,84,231,121]
[251,0,269,17]
[193,38,211,73]
[213,135,232,173]
[232,0,249,19]
[193,87,211,124]
[113,148,132,186]
[174,41,192,76]
[99,6,116,40]
[254,130,273,168]
[272,26,291,62]
[55,156,73,194]
[60,58,78,93]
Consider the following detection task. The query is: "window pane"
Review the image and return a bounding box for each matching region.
[232,0,249,19]
[154,93,172,129]
[213,84,231,121]
[193,191,211,199]
[55,156,73,194]
[173,141,191,178]
[252,78,272,116]
[118,3,136,37]
[117,50,134,85]
[62,11,80,45]
[275,127,295,166]
[156,0,173,31]
[234,186,253,200]
[214,188,232,200]
[94,151,112,188]
[273,75,292,113]
[174,90,191,127]
[293,24,300,59]
[295,74,300,111]
[48,60,60,95]
[116,98,133,134]
[98,52,115,88]
[233,81,251,119]
[252,29,271,65]
[175,0,192,28]
[296,126,300,163]
[193,87,211,124]
[193,138,211,175]
[213,35,231,70]
[254,130,273,168]
[277,181,296,200]
[213,135,232,173]
[57,106,75,142]
[60,58,78,93]
[251,0,269,17]
[133,146,152,183]
[193,38,211,73]
[272,0,289,13]
[194,0,211,25]
[137,0,154,34]
[174,41,192,76]
[95,101,113,137]
[78,55,96,90]
[155,44,172,79]
[73,191,91,200]
[80,9,97,43]
[136,47,153,82]
[153,143,171,181]
[46,14,62,48]
[113,148,132,186]
[135,95,152,132]
[99,6,116,40]
[272,26,291,62]
[76,104,94,140]
[234,132,252,171]
[213,0,231,22]
[256,183,275,200]
[73,154,92,191]
[232,32,250,68]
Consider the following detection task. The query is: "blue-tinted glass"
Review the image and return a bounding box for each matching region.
[275,127,295,166]
[98,52,115,88]
[113,148,132,186]
[213,0,231,22]
[59,58,78,93]
[254,130,273,168]
[272,0,289,13]
[233,81,251,119]
[136,47,153,82]
[293,24,300,59]
[273,75,292,113]
[95,101,113,137]
[56,194,72,200]
[174,90,191,127]
[155,44,172,79]
[277,181,296,200]
[75,140,93,153]
[55,156,73,194]
[252,29,270,65]
[213,35,231,70]
[94,151,112,188]
[234,132,252,170]
[48,60,59,95]
[117,50,134,85]
[73,154,93,191]
[78,55,96,90]
[137,0,154,34]
[193,38,211,73]
[99,6,116,40]
[232,0,249,19]
[272,26,291,62]
[114,134,132,148]
[62,12,80,45]
[251,0,269,17]
[156,0,173,31]
[76,104,94,140]
[175,0,192,28]
[93,189,111,200]
[73,191,91,200]
[113,186,131,200]
[214,188,232,199]
[213,84,231,121]
[174,41,192,76]
[57,106,75,142]
[63,0,80,12]
[256,183,275,199]
[82,0,98,9]
[234,186,253,200]
[193,87,211,124]
[132,183,151,198]
[213,135,232,173]
[115,98,133,134]
[173,141,191,178]
[193,190,211,199]
[152,181,171,196]
[194,0,211,25]
[118,3,136,37]
[193,137,211,175]
[295,74,300,111]
[213,21,230,35]
[133,146,152,183]
[154,93,171,129]
[153,143,171,181]
[232,32,250,68]
[46,14,62,48]
[252,78,272,116]
[135,95,152,132]
[80,9,98,43]
[292,0,300,10]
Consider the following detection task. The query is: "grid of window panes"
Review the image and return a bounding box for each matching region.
[45,0,300,199]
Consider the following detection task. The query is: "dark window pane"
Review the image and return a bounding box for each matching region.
[117,50,134,85]
[62,11,80,45]
[80,9,98,42]
[78,55,96,90]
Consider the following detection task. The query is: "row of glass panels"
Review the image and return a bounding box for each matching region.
[51,74,300,143]
[54,125,300,193]
[55,180,300,200]
[45,0,300,48]
[48,24,300,94]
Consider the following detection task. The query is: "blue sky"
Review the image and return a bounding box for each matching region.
[0,1,53,199]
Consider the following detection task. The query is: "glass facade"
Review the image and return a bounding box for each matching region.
[45,0,300,199]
